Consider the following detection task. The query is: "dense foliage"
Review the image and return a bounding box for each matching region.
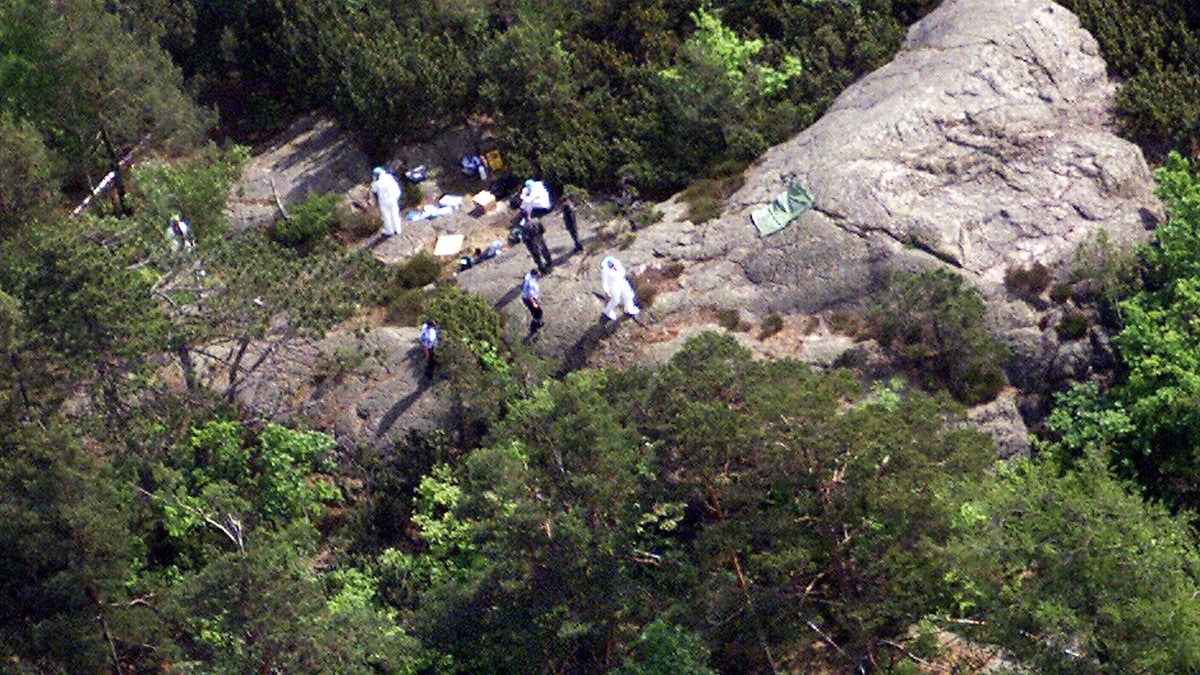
[1060,0,1200,157]
[385,337,998,672]
[1037,153,1200,513]
[9,1,1200,673]
[99,0,939,194]
[868,268,1008,405]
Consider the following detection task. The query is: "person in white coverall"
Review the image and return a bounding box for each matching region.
[600,255,639,321]
[519,179,552,219]
[370,166,402,237]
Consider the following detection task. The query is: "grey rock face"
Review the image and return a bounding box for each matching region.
[655,0,1158,400]
[964,389,1031,460]
[699,0,1155,305]
[193,326,444,448]
[228,115,370,231]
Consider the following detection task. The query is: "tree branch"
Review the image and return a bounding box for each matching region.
[136,486,245,553]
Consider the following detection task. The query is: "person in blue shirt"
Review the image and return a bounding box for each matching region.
[419,319,439,379]
[521,268,544,334]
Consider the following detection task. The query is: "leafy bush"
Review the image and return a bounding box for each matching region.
[0,112,55,235]
[715,308,746,332]
[384,288,425,327]
[133,144,250,243]
[633,206,663,230]
[390,332,996,672]
[333,203,380,242]
[826,310,866,337]
[758,312,784,339]
[422,284,502,357]
[869,268,1008,405]
[629,273,658,311]
[1069,229,1142,328]
[1049,282,1072,304]
[1060,0,1200,158]
[394,252,442,290]
[401,179,422,208]
[272,193,338,248]
[681,173,745,224]
[683,192,721,224]
[1056,309,1089,341]
[1101,152,1200,510]
[945,451,1200,672]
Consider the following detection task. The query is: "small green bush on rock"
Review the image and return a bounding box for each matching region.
[394,252,442,290]
[1005,262,1051,302]
[869,268,1008,405]
[1056,310,1089,341]
[273,193,338,248]
[758,313,784,339]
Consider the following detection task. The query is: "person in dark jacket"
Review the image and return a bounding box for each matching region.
[561,195,582,253]
[521,217,553,273]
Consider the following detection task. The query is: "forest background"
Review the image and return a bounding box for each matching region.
[7,0,1200,672]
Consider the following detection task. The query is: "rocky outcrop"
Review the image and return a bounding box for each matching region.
[630,0,1159,413]
[217,0,1160,455]
[191,326,446,446]
[652,0,1157,310]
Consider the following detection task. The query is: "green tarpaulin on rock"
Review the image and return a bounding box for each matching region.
[750,183,814,237]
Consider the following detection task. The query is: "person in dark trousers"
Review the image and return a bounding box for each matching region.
[561,195,582,253]
[521,217,553,273]
[521,268,544,334]
[419,319,439,379]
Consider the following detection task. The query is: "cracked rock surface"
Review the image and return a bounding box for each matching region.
[668,0,1157,317]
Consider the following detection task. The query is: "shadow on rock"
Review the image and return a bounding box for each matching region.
[554,318,621,378]
[374,348,434,439]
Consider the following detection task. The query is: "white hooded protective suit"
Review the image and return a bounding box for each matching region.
[520,180,551,216]
[370,168,403,236]
[601,255,639,320]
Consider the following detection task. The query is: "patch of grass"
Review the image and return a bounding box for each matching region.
[630,273,658,311]
[395,252,442,290]
[1049,282,1072,304]
[1004,262,1051,301]
[663,261,685,279]
[1056,310,1089,341]
[758,313,784,339]
[682,172,746,224]
[716,308,747,332]
[619,233,636,250]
